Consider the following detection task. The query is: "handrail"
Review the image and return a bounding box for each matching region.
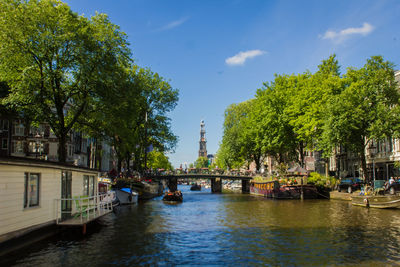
[55,192,113,224]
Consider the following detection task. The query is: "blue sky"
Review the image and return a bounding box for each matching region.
[64,0,400,168]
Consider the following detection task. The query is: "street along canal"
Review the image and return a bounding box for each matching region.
[3,185,400,266]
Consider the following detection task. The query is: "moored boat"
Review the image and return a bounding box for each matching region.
[162,190,183,202]
[116,179,163,200]
[250,180,319,199]
[115,188,139,204]
[98,179,120,207]
[352,195,400,208]
[190,183,201,191]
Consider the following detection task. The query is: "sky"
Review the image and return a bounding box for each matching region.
[64,0,400,168]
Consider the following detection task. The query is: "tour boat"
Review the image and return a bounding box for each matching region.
[250,180,319,199]
[162,190,183,202]
[352,195,400,209]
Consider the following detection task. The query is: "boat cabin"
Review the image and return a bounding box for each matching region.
[0,157,112,244]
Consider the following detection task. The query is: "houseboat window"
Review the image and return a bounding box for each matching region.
[83,175,95,196]
[89,176,95,196]
[24,173,40,208]
[83,175,89,196]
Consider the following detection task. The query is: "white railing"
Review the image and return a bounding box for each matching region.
[55,192,113,224]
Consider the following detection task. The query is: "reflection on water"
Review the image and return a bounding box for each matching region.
[3,185,400,266]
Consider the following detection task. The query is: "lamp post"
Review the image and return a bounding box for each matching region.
[368,144,376,186]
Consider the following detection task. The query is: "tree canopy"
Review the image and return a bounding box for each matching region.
[0,0,178,169]
[218,54,399,179]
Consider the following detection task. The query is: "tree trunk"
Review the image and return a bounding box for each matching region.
[325,158,330,177]
[58,133,67,163]
[360,153,367,182]
[298,142,305,168]
[117,156,122,173]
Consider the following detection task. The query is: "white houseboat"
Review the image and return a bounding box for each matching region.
[0,157,113,244]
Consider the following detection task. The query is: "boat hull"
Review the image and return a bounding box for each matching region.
[130,181,164,200]
[352,195,400,209]
[250,181,319,199]
[162,191,183,202]
[115,188,139,204]
[190,184,201,191]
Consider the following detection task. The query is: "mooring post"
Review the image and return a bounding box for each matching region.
[300,177,304,200]
[82,224,87,235]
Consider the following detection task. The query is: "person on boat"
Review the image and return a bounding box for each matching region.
[389,177,395,185]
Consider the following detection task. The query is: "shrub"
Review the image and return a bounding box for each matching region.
[307,172,337,188]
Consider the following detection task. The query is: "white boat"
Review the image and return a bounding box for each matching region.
[99,190,120,207]
[352,195,400,209]
[115,188,139,204]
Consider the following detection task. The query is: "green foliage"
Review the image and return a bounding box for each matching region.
[218,54,399,181]
[275,163,288,177]
[195,157,209,168]
[307,172,337,188]
[394,161,400,169]
[0,0,131,162]
[321,56,399,178]
[147,150,173,170]
[0,0,179,168]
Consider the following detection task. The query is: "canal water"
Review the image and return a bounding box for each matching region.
[3,185,400,266]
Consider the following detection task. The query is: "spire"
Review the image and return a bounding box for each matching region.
[198,120,207,158]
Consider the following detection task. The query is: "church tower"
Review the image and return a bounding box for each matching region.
[198,120,207,158]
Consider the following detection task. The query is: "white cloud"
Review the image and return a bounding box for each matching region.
[322,22,374,43]
[225,49,266,66]
[158,17,189,31]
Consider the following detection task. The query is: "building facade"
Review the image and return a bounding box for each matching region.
[0,117,114,173]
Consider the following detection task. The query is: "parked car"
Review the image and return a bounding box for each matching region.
[385,181,400,195]
[337,178,364,193]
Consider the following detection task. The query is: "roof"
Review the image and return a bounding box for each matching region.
[0,156,99,174]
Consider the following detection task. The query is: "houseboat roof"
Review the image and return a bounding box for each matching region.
[0,156,98,174]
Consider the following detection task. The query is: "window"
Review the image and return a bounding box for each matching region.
[13,141,24,154]
[2,139,7,150]
[68,145,73,157]
[13,122,24,136]
[83,175,95,196]
[0,119,9,131]
[28,141,43,154]
[29,125,45,137]
[24,173,40,208]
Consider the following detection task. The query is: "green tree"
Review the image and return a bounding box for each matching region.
[218,101,252,169]
[286,55,343,171]
[147,150,173,170]
[321,56,400,180]
[0,0,131,162]
[195,156,209,168]
[254,74,299,165]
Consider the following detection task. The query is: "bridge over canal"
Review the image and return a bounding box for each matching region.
[147,173,253,193]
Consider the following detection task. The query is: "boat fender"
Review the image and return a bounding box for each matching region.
[363,198,369,207]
